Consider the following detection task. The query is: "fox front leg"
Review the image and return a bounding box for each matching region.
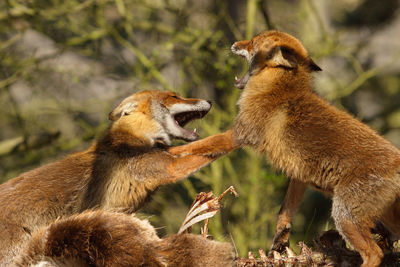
[168,129,240,157]
[157,130,239,185]
[270,178,307,254]
[164,154,217,184]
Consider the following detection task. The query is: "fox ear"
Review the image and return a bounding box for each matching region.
[109,101,138,121]
[270,46,297,69]
[309,57,322,72]
[250,47,297,74]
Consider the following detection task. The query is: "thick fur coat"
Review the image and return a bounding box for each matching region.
[231,31,400,267]
[0,90,236,264]
[13,211,235,267]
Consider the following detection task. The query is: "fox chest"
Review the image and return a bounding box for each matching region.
[261,132,304,181]
[261,124,336,190]
[254,110,305,180]
[235,107,306,180]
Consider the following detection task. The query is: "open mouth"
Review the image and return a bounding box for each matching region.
[232,49,251,90]
[173,110,209,141]
[234,72,250,90]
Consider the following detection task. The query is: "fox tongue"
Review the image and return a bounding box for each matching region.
[182,127,199,140]
[234,72,250,89]
[235,76,244,85]
[175,120,199,140]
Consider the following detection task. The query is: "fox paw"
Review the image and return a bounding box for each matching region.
[268,224,291,256]
[269,240,290,256]
[168,146,191,156]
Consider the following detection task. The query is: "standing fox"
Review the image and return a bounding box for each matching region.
[230,31,400,267]
[0,90,237,265]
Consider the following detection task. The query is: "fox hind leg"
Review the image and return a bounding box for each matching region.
[381,199,400,235]
[332,198,383,267]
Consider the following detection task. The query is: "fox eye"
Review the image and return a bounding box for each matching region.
[171,95,180,99]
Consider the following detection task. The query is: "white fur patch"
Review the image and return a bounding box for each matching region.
[110,101,138,120]
[30,259,60,267]
[150,125,172,146]
[163,115,183,141]
[169,101,211,115]
[150,99,211,143]
[31,262,53,267]
[231,44,251,62]
[119,102,137,117]
[30,258,87,267]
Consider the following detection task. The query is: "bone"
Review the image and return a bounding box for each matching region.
[286,247,296,258]
[177,186,237,235]
[248,251,255,260]
[259,249,268,261]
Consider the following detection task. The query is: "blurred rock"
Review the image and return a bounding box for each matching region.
[161,62,183,90]
[9,81,32,105]
[4,29,138,141]
[385,129,400,147]
[354,90,383,120]
[363,15,400,74]
[15,29,58,58]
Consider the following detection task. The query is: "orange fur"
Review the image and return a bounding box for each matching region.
[0,90,237,265]
[14,210,235,267]
[231,31,400,267]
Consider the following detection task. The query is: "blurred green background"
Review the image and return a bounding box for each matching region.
[1,0,400,256]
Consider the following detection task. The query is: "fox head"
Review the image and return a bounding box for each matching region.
[108,90,211,146]
[231,31,321,89]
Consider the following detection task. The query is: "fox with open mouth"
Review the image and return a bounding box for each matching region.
[0,90,238,265]
[231,31,400,267]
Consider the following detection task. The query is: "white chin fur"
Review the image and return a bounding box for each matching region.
[148,131,171,146]
[165,116,185,140]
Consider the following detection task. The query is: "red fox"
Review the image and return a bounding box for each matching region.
[0,90,238,265]
[13,210,235,267]
[230,31,400,267]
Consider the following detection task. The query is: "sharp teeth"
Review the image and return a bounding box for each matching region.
[235,76,238,81]
[193,128,197,133]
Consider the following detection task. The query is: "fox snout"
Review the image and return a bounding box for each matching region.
[166,99,212,142]
[231,41,252,62]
